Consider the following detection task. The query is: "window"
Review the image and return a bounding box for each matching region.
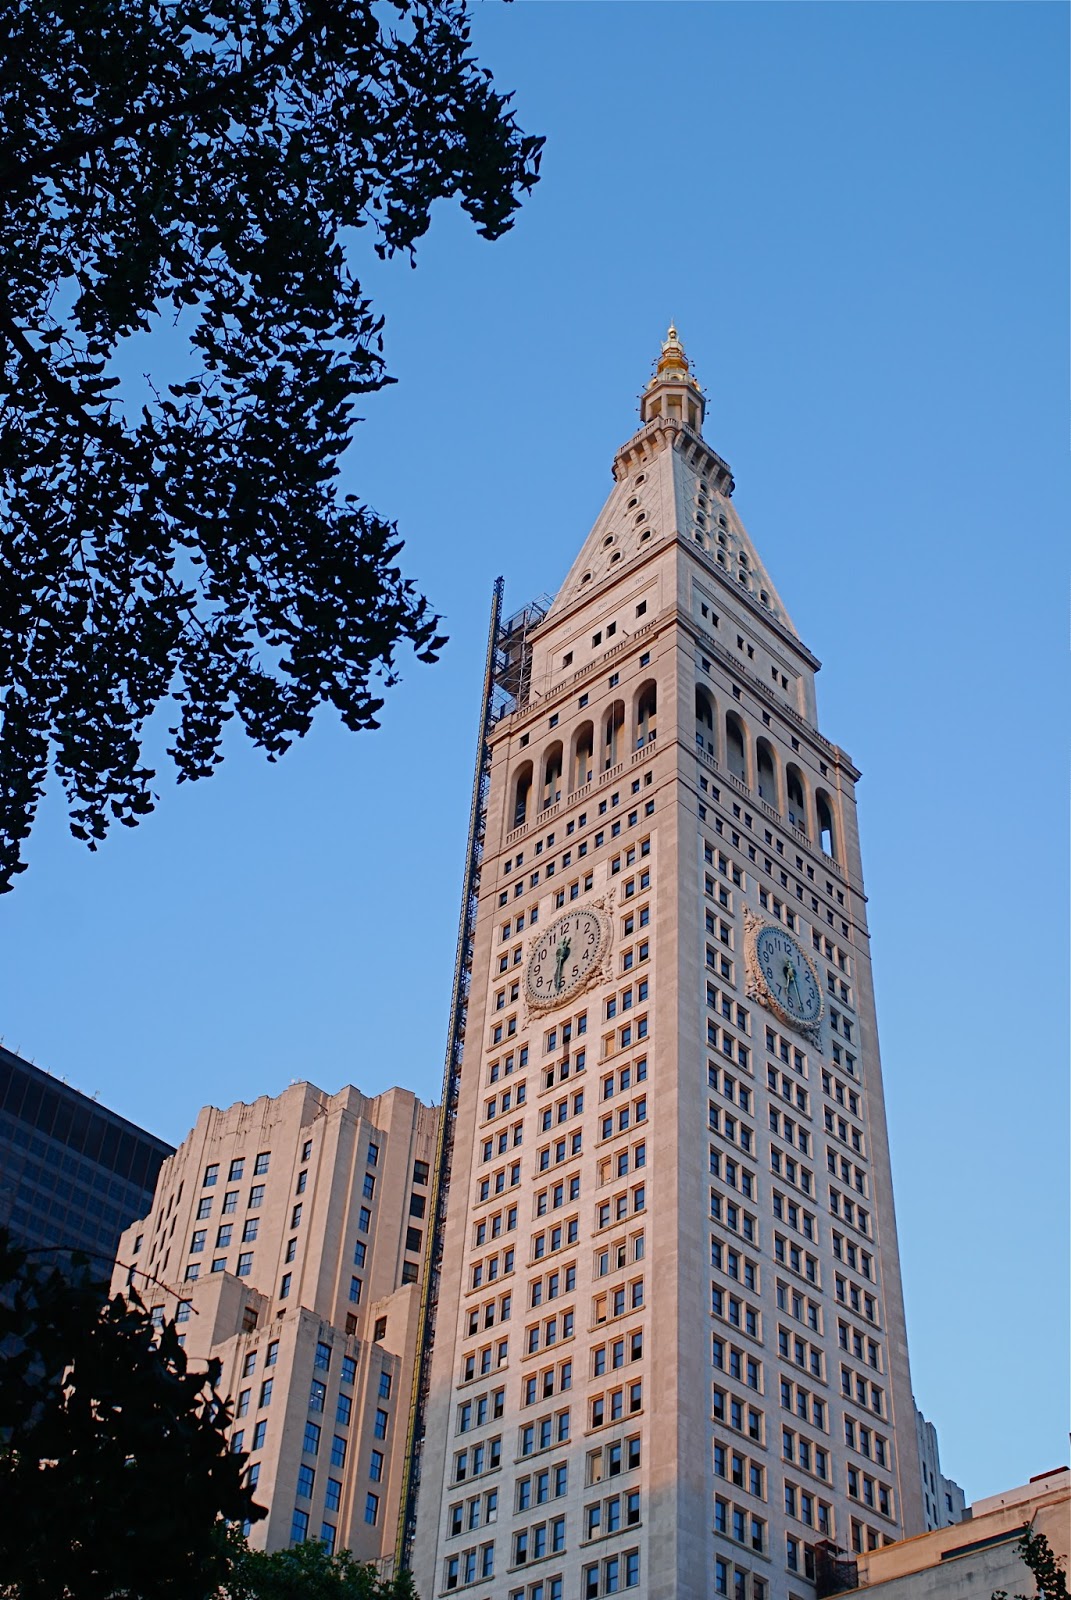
[374,1408,389,1439]
[253,1152,270,1175]
[290,1508,309,1545]
[370,1449,384,1482]
[252,1420,267,1450]
[203,1164,219,1187]
[331,1435,347,1468]
[297,1463,315,1499]
[228,1158,244,1181]
[249,1184,265,1208]
[303,1422,321,1455]
[365,1493,379,1526]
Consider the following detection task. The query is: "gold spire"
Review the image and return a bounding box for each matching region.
[651,322,690,384]
[640,322,705,431]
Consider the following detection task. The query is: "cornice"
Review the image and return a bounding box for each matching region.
[677,607,858,779]
[611,414,735,493]
[490,595,859,787]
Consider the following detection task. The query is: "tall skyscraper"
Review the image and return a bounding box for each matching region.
[113,1080,436,1559]
[0,1042,172,1268]
[409,330,925,1600]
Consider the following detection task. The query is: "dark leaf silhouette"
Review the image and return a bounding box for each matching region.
[0,0,542,889]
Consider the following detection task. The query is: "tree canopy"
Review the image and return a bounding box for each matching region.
[225,1540,419,1600]
[0,1229,262,1598]
[0,0,542,890]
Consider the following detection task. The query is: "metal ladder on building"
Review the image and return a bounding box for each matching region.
[394,581,550,1576]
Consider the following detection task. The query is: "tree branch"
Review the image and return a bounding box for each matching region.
[2,13,318,192]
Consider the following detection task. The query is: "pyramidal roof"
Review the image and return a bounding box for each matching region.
[546,327,798,638]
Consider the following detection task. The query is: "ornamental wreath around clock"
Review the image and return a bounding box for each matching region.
[525,906,609,1011]
[743,907,824,1044]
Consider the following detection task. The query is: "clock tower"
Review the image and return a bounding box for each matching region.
[407,329,925,1599]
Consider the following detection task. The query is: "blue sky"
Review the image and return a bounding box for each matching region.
[2,2,1067,1503]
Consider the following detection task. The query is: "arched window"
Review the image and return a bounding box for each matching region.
[786,764,808,834]
[541,742,563,811]
[816,790,837,860]
[634,681,657,750]
[602,701,625,771]
[695,685,715,756]
[725,712,747,783]
[756,738,778,809]
[512,762,533,829]
[571,721,594,791]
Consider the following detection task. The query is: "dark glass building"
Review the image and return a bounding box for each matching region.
[0,1044,173,1271]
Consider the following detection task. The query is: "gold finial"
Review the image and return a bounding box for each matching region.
[651,321,690,384]
[639,320,705,430]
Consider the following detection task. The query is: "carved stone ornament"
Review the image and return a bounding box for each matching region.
[522,891,615,1022]
[742,905,824,1052]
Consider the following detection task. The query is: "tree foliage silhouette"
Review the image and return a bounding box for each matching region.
[225,1539,421,1600]
[0,1229,262,1597]
[993,1529,1070,1600]
[0,0,542,890]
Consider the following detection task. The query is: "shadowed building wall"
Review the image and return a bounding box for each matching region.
[0,1042,172,1270]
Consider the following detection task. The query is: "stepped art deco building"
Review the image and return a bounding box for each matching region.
[113,1081,437,1560]
[406,330,926,1600]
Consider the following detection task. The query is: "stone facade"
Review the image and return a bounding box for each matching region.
[846,1467,1069,1598]
[113,1080,436,1559]
[913,1408,965,1533]
[411,331,926,1600]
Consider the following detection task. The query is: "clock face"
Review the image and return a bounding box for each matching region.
[754,926,823,1026]
[526,909,604,1007]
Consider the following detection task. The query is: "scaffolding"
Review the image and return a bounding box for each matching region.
[492,592,552,722]
[395,579,548,1575]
